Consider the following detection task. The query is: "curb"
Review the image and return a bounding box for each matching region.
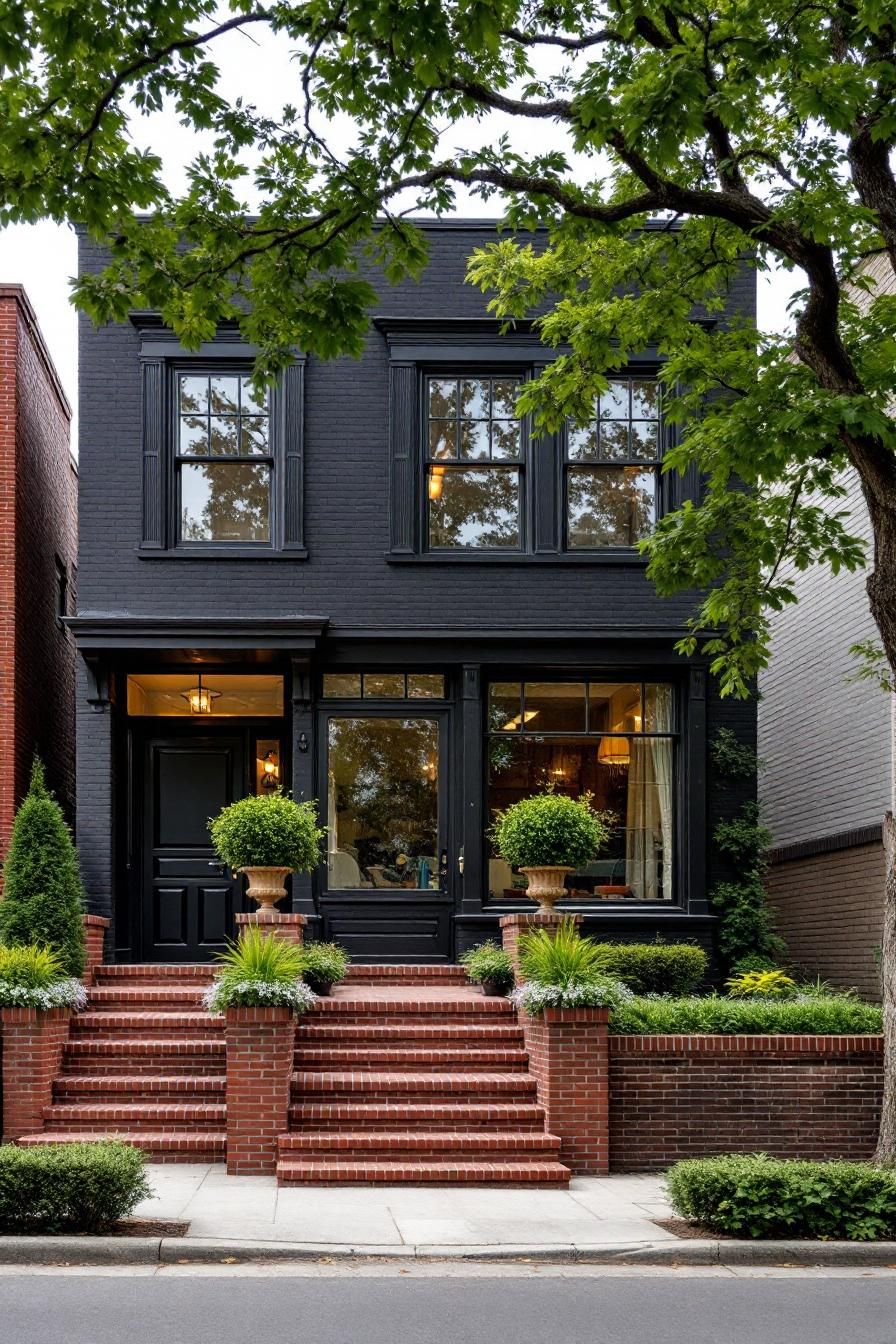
[0,1237,895,1267]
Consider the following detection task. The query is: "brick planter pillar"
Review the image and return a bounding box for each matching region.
[82,914,110,985]
[500,912,582,978]
[521,1006,609,1174]
[235,911,306,947]
[0,1006,71,1141]
[224,1006,295,1175]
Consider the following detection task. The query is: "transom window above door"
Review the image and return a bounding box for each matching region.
[127,674,284,717]
[322,672,446,699]
[177,372,272,545]
[426,375,524,550]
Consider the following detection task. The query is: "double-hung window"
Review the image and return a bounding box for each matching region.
[426,375,524,550]
[565,376,662,549]
[177,372,272,545]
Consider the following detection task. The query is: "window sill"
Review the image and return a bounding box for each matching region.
[138,546,309,561]
[386,550,650,566]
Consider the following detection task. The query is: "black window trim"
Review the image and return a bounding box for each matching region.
[135,328,307,559]
[379,320,693,565]
[420,365,531,557]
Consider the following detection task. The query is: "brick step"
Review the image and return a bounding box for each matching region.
[16,1130,226,1162]
[280,1130,561,1158]
[289,1101,547,1130]
[63,1038,225,1075]
[293,1071,537,1102]
[87,987,209,1008]
[296,1023,524,1045]
[316,998,513,1019]
[344,965,468,984]
[293,1047,529,1071]
[276,1158,570,1186]
[93,965,217,983]
[55,1074,226,1101]
[42,1102,226,1130]
[71,1011,223,1036]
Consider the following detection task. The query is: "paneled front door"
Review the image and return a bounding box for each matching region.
[139,733,248,961]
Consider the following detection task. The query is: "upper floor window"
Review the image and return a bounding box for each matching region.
[426,375,524,550]
[565,377,661,549]
[177,372,272,545]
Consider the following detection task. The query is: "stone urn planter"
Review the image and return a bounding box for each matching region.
[238,866,293,912]
[520,866,574,914]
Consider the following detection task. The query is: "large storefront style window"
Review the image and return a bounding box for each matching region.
[487,680,675,901]
[565,377,661,548]
[327,717,440,890]
[426,375,524,549]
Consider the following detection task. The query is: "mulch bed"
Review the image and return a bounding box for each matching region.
[0,1219,188,1238]
[654,1218,734,1239]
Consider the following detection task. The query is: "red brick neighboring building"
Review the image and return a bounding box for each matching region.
[0,284,77,856]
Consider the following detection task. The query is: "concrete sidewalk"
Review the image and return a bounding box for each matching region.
[136,1164,675,1249]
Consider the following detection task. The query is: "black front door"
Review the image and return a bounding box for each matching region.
[139,733,248,961]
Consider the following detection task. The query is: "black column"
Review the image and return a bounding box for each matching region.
[460,664,485,915]
[289,656,317,922]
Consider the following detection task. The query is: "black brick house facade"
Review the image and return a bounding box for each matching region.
[71,221,756,965]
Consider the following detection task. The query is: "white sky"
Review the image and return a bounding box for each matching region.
[0,21,802,422]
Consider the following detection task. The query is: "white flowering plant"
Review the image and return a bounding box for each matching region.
[203,977,317,1013]
[0,944,87,1011]
[511,975,633,1016]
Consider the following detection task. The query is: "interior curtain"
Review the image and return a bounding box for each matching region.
[625,687,674,899]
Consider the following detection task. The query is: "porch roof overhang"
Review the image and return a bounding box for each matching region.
[65,614,329,660]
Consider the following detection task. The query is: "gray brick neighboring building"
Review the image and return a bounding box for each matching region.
[759,253,896,998]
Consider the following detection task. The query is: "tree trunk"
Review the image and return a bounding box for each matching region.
[874,811,896,1163]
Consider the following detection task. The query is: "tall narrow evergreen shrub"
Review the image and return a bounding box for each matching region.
[0,759,86,977]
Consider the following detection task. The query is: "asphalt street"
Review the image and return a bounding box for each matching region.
[2,1267,896,1344]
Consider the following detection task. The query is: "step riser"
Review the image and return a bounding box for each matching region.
[63,1057,224,1076]
[294,1056,528,1072]
[297,1030,524,1045]
[289,1107,546,1130]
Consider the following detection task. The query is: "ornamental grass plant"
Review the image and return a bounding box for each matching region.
[514,918,631,1013]
[204,927,316,1013]
[0,944,86,1011]
[666,1154,896,1240]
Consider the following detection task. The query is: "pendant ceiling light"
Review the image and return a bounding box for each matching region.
[181,673,221,715]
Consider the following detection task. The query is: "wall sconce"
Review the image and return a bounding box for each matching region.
[181,673,220,715]
[261,750,279,791]
[298,731,309,753]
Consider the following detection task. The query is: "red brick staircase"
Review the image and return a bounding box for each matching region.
[277,964,570,1186]
[16,962,570,1186]
[18,964,226,1161]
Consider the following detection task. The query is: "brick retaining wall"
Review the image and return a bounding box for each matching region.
[608,1034,883,1171]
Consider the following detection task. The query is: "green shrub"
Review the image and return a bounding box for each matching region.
[512,975,632,1015]
[609,993,882,1035]
[730,953,780,975]
[0,1141,152,1234]
[591,942,708,995]
[209,793,325,871]
[0,944,86,1010]
[666,1154,896,1240]
[460,941,515,992]
[204,927,315,1012]
[518,918,607,985]
[299,941,350,991]
[491,791,613,870]
[726,968,796,998]
[0,758,85,978]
